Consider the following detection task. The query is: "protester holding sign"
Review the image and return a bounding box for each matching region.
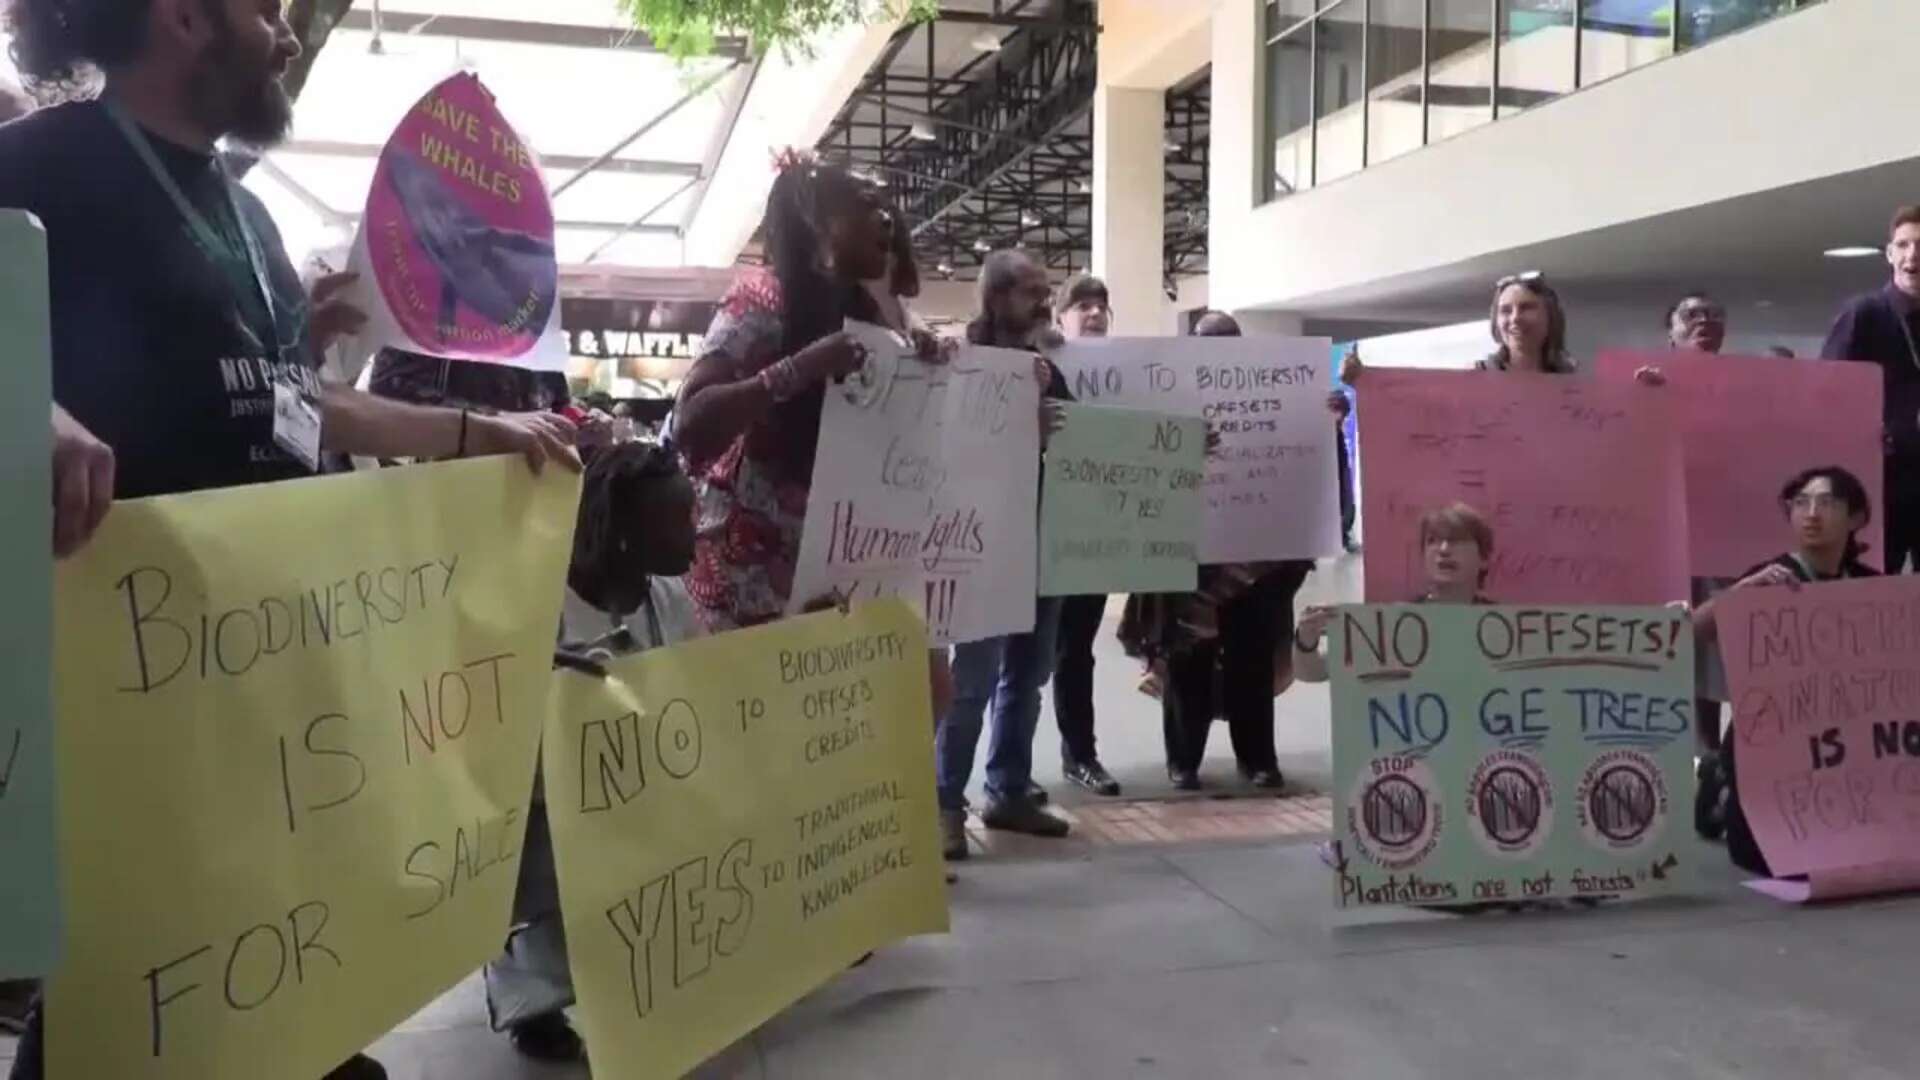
[1821,206,1920,573]
[1690,466,1878,876]
[1294,503,1496,684]
[1119,311,1315,792]
[0,3,580,1076]
[936,250,1075,857]
[1049,274,1126,797]
[1478,272,1576,373]
[674,157,941,633]
[474,441,702,1066]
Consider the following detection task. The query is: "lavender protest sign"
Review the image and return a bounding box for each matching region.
[1051,336,1341,563]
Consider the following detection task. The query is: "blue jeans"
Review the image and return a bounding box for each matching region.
[935,597,1062,812]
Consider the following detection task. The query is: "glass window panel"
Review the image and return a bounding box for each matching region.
[1677,0,1798,50]
[1498,0,1575,118]
[1367,0,1426,167]
[1579,1,1674,87]
[1265,25,1313,200]
[1267,0,1321,41]
[1313,0,1366,184]
[1428,0,1494,143]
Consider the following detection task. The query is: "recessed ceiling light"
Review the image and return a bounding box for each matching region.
[1076,179,1092,195]
[909,120,937,141]
[970,31,1002,52]
[972,238,992,253]
[1020,211,1040,227]
[1825,246,1881,258]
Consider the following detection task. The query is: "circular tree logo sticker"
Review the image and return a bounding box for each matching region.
[1346,756,1442,872]
[1466,750,1554,859]
[1575,750,1669,853]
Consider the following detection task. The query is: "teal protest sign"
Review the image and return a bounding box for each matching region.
[0,211,57,976]
[1039,403,1204,596]
[1328,604,1699,908]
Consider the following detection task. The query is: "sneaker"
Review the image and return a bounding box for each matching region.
[1168,766,1203,792]
[1246,768,1285,791]
[508,1013,585,1063]
[1064,758,1121,797]
[940,809,970,861]
[1026,780,1051,806]
[1694,752,1729,841]
[981,797,1071,838]
[323,1055,390,1080]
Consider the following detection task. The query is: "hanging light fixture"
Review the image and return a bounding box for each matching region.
[970,30,1002,52]
[910,120,937,141]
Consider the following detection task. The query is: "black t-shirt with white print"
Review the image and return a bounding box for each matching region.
[0,101,319,499]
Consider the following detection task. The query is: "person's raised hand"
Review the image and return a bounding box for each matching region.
[1734,563,1800,592]
[793,331,869,384]
[1040,399,1067,447]
[1296,604,1337,649]
[1339,348,1364,386]
[912,327,956,366]
[52,404,115,558]
[468,411,582,475]
[309,271,369,355]
[1633,365,1668,387]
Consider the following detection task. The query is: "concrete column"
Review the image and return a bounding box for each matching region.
[1091,84,1165,338]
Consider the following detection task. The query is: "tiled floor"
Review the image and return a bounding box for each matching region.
[965,792,1334,857]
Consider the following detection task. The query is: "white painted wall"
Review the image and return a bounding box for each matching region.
[1209,0,1920,312]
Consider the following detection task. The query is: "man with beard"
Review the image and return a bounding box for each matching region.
[935,248,1073,859]
[2,1,577,1077]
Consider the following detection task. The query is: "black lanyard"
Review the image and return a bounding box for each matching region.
[107,100,286,358]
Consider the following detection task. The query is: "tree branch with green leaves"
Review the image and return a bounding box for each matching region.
[619,0,938,61]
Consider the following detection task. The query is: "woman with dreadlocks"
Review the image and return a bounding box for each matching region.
[560,440,702,650]
[673,151,959,721]
[673,154,927,631]
[483,440,700,1064]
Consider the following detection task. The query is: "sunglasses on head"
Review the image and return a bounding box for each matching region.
[1493,270,1546,290]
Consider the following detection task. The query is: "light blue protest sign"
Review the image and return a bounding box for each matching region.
[0,210,57,976]
[1039,403,1204,595]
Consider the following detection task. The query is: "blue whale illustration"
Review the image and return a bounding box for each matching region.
[384,147,559,347]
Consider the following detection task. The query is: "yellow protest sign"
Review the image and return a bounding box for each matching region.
[546,600,949,1079]
[48,459,577,1080]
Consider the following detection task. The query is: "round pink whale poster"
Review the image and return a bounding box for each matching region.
[363,73,558,365]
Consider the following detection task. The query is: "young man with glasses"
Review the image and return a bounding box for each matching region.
[1689,466,1878,874]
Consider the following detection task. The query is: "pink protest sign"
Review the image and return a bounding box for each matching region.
[1357,369,1687,604]
[358,73,563,370]
[1596,351,1882,578]
[1717,575,1920,891]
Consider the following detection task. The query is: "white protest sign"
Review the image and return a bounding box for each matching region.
[1052,337,1341,563]
[790,322,1040,645]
